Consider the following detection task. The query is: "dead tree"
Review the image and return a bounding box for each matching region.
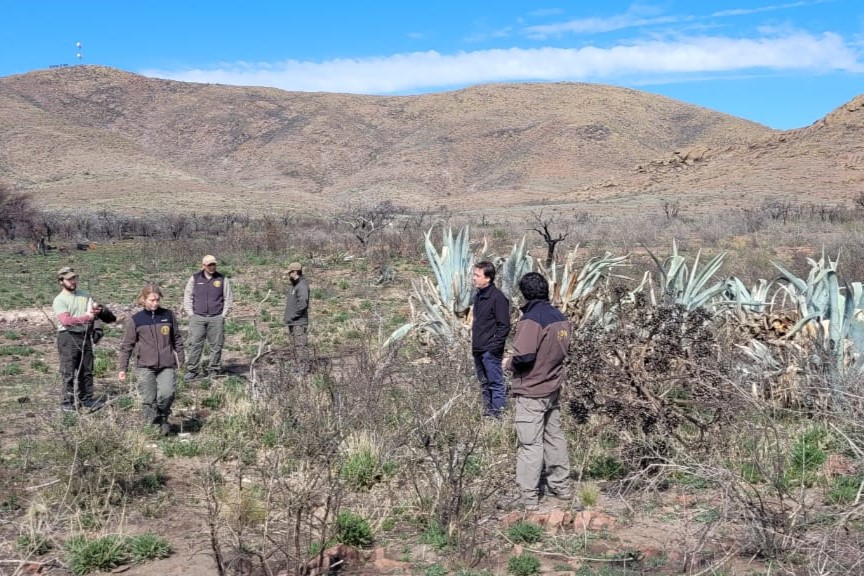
[335,201,400,250]
[529,211,568,268]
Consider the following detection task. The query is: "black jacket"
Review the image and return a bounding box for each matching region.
[471,284,510,356]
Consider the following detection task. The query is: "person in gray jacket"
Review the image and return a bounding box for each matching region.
[503,272,573,511]
[183,254,232,380]
[283,262,310,369]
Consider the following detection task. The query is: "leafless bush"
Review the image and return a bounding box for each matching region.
[0,185,37,240]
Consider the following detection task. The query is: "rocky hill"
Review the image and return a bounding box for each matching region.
[0,65,859,214]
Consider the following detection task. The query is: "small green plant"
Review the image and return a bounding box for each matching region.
[827,475,863,505]
[506,521,544,544]
[201,392,225,410]
[1,362,23,376]
[126,533,172,563]
[336,510,374,548]
[93,349,116,378]
[0,344,36,356]
[425,563,449,576]
[17,532,53,555]
[508,552,541,576]
[30,358,50,373]
[420,522,449,550]
[340,448,379,489]
[694,507,721,523]
[785,427,828,487]
[580,483,599,507]
[587,455,627,480]
[65,535,129,576]
[161,439,202,458]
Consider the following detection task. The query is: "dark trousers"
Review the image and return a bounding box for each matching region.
[473,350,506,417]
[58,331,94,405]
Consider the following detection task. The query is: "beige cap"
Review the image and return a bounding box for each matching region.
[286,262,303,272]
[57,266,78,280]
[202,255,217,265]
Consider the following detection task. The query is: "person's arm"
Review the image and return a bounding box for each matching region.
[221,277,233,318]
[508,319,541,372]
[54,294,95,326]
[296,280,309,316]
[183,276,195,317]
[117,317,137,381]
[492,294,511,353]
[171,310,185,369]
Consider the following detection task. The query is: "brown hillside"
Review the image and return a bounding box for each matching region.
[2,65,857,214]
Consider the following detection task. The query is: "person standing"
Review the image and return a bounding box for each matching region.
[118,285,184,435]
[183,254,232,380]
[503,272,573,510]
[283,262,310,370]
[471,261,510,418]
[53,266,109,412]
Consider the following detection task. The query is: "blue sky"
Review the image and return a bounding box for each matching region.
[2,1,862,129]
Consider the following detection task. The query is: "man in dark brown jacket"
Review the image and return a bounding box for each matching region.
[503,272,572,510]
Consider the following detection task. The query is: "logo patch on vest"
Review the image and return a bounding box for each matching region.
[213,280,221,288]
[161,326,171,336]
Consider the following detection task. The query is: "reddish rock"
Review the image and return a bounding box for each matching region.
[371,547,410,573]
[306,544,360,574]
[546,509,566,532]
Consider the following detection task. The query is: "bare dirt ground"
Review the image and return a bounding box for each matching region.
[0,310,776,576]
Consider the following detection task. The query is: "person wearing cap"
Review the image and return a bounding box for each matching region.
[183,255,233,380]
[283,262,310,370]
[52,266,108,411]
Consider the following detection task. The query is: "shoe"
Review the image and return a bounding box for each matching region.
[60,402,77,413]
[183,372,198,382]
[548,490,573,501]
[81,398,105,411]
[159,421,171,436]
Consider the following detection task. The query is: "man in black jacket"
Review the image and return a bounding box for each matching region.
[471,261,510,418]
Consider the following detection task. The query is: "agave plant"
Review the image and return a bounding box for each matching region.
[495,235,534,303]
[774,253,864,376]
[646,239,727,311]
[540,246,643,329]
[384,225,486,346]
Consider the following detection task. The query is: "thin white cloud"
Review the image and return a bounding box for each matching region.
[712,1,809,17]
[141,32,862,94]
[524,14,683,39]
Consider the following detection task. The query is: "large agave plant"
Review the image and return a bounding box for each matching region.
[774,252,864,376]
[540,246,642,329]
[384,225,486,346]
[495,235,534,302]
[646,239,727,311]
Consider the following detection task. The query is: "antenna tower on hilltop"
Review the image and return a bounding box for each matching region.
[76,41,83,63]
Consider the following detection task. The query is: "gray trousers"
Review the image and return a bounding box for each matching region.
[57,331,94,404]
[186,314,224,374]
[287,323,309,366]
[514,389,571,506]
[137,367,176,424]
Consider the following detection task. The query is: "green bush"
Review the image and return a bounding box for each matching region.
[340,448,379,490]
[17,532,53,555]
[508,552,541,576]
[420,522,449,550]
[827,476,863,505]
[65,533,171,575]
[587,455,627,480]
[336,510,374,548]
[65,535,128,576]
[785,427,828,487]
[506,521,544,544]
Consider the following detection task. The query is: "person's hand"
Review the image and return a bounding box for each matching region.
[118,371,126,382]
[502,356,511,371]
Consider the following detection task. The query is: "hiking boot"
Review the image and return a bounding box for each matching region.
[81,398,105,411]
[159,421,172,436]
[60,402,77,413]
[183,372,198,382]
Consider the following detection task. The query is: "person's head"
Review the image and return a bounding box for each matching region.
[201,255,218,274]
[286,261,303,281]
[473,261,496,289]
[57,266,78,291]
[518,272,550,302]
[137,285,164,311]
